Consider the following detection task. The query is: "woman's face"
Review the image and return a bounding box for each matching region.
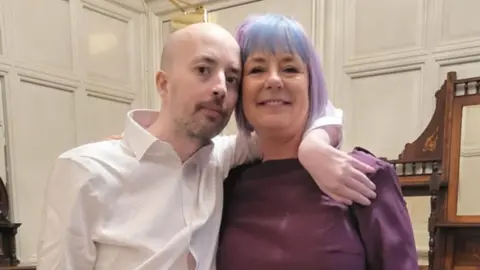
[241,51,309,136]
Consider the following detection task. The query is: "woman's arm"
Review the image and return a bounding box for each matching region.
[299,100,377,206]
[349,148,419,270]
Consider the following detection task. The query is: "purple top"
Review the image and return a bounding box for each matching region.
[217,148,418,270]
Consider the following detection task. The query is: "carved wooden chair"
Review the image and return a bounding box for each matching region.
[387,71,480,269]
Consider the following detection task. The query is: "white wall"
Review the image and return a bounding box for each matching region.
[0,0,149,263]
[151,0,480,265]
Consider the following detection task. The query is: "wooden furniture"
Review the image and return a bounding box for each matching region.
[387,70,448,269]
[389,71,480,270]
[439,72,480,270]
[0,178,20,267]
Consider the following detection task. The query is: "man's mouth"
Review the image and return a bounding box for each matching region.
[200,107,223,119]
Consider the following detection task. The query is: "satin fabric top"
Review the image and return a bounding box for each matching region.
[217,148,419,270]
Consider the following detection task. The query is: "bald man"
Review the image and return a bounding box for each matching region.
[36,23,375,270]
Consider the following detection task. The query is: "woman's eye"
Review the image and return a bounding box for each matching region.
[284,67,298,73]
[249,67,264,74]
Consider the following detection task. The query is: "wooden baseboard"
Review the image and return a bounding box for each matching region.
[0,266,36,270]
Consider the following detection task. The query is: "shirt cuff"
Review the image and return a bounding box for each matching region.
[304,108,343,133]
[303,108,344,148]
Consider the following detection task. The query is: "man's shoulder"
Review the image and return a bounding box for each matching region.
[59,140,125,159]
[46,141,132,204]
[56,140,133,173]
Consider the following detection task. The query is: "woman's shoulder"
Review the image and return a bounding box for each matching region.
[349,147,404,202]
[349,147,398,184]
[349,147,392,172]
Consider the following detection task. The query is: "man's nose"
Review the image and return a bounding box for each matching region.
[265,71,283,90]
[212,72,227,98]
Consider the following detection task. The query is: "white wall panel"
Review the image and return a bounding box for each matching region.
[438,59,480,86]
[9,79,77,261]
[13,0,74,72]
[440,0,480,46]
[84,6,131,84]
[0,77,7,184]
[83,1,142,92]
[345,69,423,157]
[84,94,132,142]
[346,0,425,61]
[209,0,314,38]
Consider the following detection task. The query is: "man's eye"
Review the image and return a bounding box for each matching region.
[227,76,238,85]
[197,66,209,75]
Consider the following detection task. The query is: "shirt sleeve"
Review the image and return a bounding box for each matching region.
[351,153,419,270]
[36,157,100,270]
[304,100,344,148]
[211,133,260,179]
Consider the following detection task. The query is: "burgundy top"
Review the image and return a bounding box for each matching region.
[217,148,418,270]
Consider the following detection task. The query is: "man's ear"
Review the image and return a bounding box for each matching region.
[156,70,168,97]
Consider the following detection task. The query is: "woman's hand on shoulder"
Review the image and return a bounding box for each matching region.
[299,131,377,206]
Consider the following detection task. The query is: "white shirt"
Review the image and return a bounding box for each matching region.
[37,104,342,270]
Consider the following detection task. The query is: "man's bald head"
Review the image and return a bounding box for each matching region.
[160,22,238,72]
[155,22,241,144]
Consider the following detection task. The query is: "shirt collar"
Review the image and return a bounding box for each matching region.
[123,109,214,165]
[123,109,162,160]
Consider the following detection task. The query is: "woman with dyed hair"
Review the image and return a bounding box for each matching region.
[217,14,419,270]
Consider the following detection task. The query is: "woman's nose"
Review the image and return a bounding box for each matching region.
[264,71,283,90]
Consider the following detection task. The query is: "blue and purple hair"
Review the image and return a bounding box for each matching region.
[234,13,328,134]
